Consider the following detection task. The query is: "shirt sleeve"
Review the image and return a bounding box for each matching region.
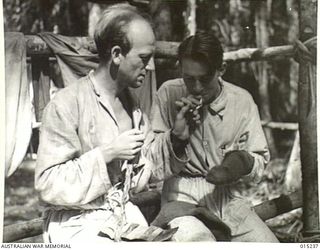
[35,100,112,208]
[240,96,270,183]
[142,90,189,182]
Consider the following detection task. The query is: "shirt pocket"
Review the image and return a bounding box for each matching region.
[219,143,237,159]
[237,131,249,151]
[220,131,249,158]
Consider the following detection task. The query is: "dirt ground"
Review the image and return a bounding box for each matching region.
[3,157,303,243]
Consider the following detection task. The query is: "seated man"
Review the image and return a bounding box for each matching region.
[145,30,279,242]
[35,3,157,243]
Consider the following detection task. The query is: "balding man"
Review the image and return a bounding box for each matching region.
[35,3,156,243]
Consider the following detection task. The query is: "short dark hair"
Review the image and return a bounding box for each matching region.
[94,3,151,62]
[178,30,224,72]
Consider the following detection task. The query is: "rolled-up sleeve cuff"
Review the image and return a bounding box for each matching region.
[166,130,190,173]
[242,152,265,183]
[94,147,112,191]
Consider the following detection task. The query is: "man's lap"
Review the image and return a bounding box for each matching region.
[43,202,147,243]
[160,176,278,242]
[165,211,278,242]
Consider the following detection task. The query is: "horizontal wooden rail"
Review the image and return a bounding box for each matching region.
[24,35,295,61]
[254,190,302,221]
[3,190,302,242]
[261,121,298,130]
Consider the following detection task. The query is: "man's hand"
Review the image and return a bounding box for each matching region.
[206,150,254,185]
[100,129,145,163]
[172,95,202,140]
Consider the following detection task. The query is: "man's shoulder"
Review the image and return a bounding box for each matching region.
[223,81,249,95]
[157,78,186,97]
[51,76,90,104]
[159,78,185,90]
[45,76,90,113]
[156,79,187,104]
[223,80,254,102]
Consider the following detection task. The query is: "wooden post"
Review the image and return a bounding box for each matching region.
[149,0,173,40]
[287,0,299,110]
[298,0,319,237]
[254,0,278,158]
[185,0,196,37]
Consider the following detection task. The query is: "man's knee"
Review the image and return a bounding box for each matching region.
[232,211,279,242]
[168,216,216,242]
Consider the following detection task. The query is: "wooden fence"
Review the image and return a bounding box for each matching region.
[25,35,299,129]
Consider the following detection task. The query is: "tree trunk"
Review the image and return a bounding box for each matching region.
[88,3,103,37]
[284,0,300,193]
[229,0,242,49]
[149,0,172,41]
[254,0,278,158]
[184,0,196,37]
[286,0,299,115]
[298,0,319,237]
[87,2,114,37]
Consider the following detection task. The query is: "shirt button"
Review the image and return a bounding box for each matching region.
[203,141,208,146]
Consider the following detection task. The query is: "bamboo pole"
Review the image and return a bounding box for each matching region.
[3,218,43,243]
[23,34,296,61]
[254,190,302,221]
[298,0,319,237]
[261,121,298,130]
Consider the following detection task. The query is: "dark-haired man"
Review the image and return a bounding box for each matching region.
[35,4,156,242]
[145,31,279,242]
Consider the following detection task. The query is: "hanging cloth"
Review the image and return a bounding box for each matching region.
[38,32,156,116]
[5,32,32,177]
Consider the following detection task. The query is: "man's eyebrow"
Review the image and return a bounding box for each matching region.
[139,52,154,58]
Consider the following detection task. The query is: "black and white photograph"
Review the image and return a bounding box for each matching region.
[1,0,319,246]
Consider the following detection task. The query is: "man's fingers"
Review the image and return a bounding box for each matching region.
[120,148,142,160]
[187,95,202,106]
[131,147,142,155]
[123,155,136,160]
[177,104,191,118]
[124,129,144,135]
[175,100,185,108]
[193,113,201,121]
[180,97,196,108]
[131,141,144,149]
[131,133,145,142]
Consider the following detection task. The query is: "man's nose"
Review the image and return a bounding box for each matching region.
[145,56,155,71]
[193,80,204,93]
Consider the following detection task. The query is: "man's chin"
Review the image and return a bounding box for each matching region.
[130,80,144,88]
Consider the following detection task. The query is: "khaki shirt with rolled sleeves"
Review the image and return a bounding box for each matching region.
[144,77,270,186]
[36,73,152,210]
[144,78,271,236]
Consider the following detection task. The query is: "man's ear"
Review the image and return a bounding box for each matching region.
[111,45,122,65]
[218,62,227,76]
